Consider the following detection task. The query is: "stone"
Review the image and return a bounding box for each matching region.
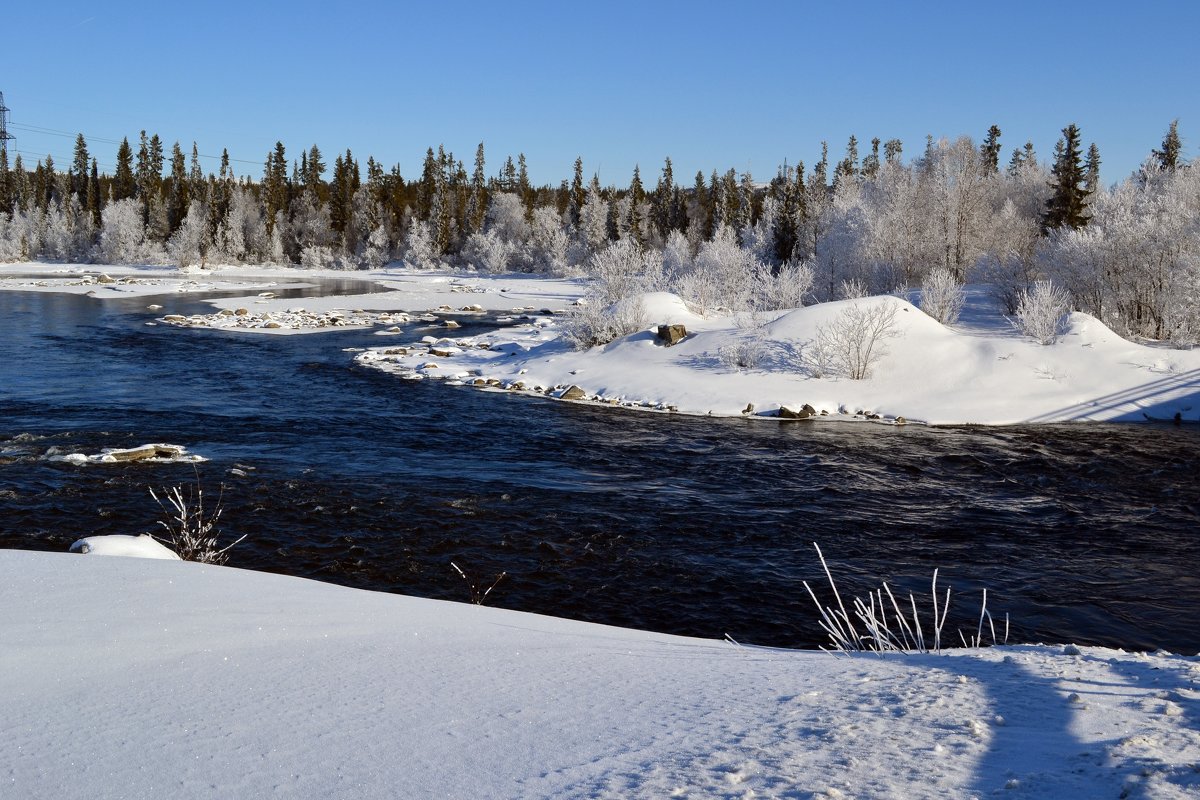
[560,385,587,400]
[443,320,461,329]
[146,304,163,311]
[217,308,235,317]
[742,403,755,415]
[429,347,460,358]
[234,308,250,316]
[262,321,282,329]
[656,324,687,346]
[779,403,818,420]
[162,314,187,323]
[97,273,116,284]
[895,416,907,425]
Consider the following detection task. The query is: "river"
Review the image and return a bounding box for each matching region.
[1,280,1198,652]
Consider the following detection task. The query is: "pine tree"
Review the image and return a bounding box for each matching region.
[980,125,1002,174]
[1151,119,1182,172]
[114,138,135,201]
[1041,124,1091,233]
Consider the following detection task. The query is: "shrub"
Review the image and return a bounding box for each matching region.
[920,267,965,324]
[150,481,245,564]
[1014,280,1070,345]
[809,300,901,380]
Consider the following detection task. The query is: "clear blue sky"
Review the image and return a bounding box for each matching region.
[3,0,1195,187]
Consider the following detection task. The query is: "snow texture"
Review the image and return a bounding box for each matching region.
[2,550,1197,799]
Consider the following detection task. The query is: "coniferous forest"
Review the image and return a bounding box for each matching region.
[0,120,1196,346]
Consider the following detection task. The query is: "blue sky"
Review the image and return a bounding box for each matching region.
[3,1,1195,187]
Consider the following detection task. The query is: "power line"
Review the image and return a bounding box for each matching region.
[7,121,265,167]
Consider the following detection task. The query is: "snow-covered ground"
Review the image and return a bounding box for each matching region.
[3,549,1197,799]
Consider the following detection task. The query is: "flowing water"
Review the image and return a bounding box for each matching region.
[2,282,1198,652]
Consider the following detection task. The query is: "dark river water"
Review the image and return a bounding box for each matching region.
[1,280,1198,652]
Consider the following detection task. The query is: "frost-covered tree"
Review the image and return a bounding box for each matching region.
[920,267,966,324]
[169,201,208,269]
[99,198,148,264]
[529,206,569,273]
[578,183,610,254]
[676,225,762,315]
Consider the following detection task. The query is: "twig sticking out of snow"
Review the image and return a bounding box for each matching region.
[451,562,507,605]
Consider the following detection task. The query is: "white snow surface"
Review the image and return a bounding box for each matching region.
[3,550,1197,799]
[69,533,180,559]
[359,284,1200,425]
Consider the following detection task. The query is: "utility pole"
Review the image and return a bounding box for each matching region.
[0,92,13,152]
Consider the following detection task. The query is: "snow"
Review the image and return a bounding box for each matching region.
[2,549,1196,799]
[359,285,1200,425]
[69,534,180,560]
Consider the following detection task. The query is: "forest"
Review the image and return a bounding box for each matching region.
[0,120,1196,348]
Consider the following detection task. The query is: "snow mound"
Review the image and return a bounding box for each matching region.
[69,534,181,560]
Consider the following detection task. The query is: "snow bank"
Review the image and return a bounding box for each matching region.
[69,534,180,560]
[2,549,1196,799]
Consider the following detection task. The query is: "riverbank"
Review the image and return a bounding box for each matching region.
[3,548,1197,799]
[3,261,1197,424]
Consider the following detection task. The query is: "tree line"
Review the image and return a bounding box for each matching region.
[0,120,1195,345]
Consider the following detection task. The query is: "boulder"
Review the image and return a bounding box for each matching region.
[217,308,235,317]
[234,307,250,316]
[779,403,818,420]
[742,403,755,415]
[560,385,587,400]
[656,324,687,346]
[443,320,462,329]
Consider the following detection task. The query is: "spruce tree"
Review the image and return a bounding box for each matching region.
[71,134,90,199]
[628,165,646,245]
[1041,124,1091,233]
[114,138,135,200]
[883,139,903,165]
[0,144,9,213]
[167,142,189,233]
[1152,119,1182,172]
[980,125,1002,174]
[568,157,585,227]
[1084,143,1101,195]
[12,154,28,212]
[468,142,487,233]
[517,153,532,220]
[87,158,100,227]
[861,138,881,179]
